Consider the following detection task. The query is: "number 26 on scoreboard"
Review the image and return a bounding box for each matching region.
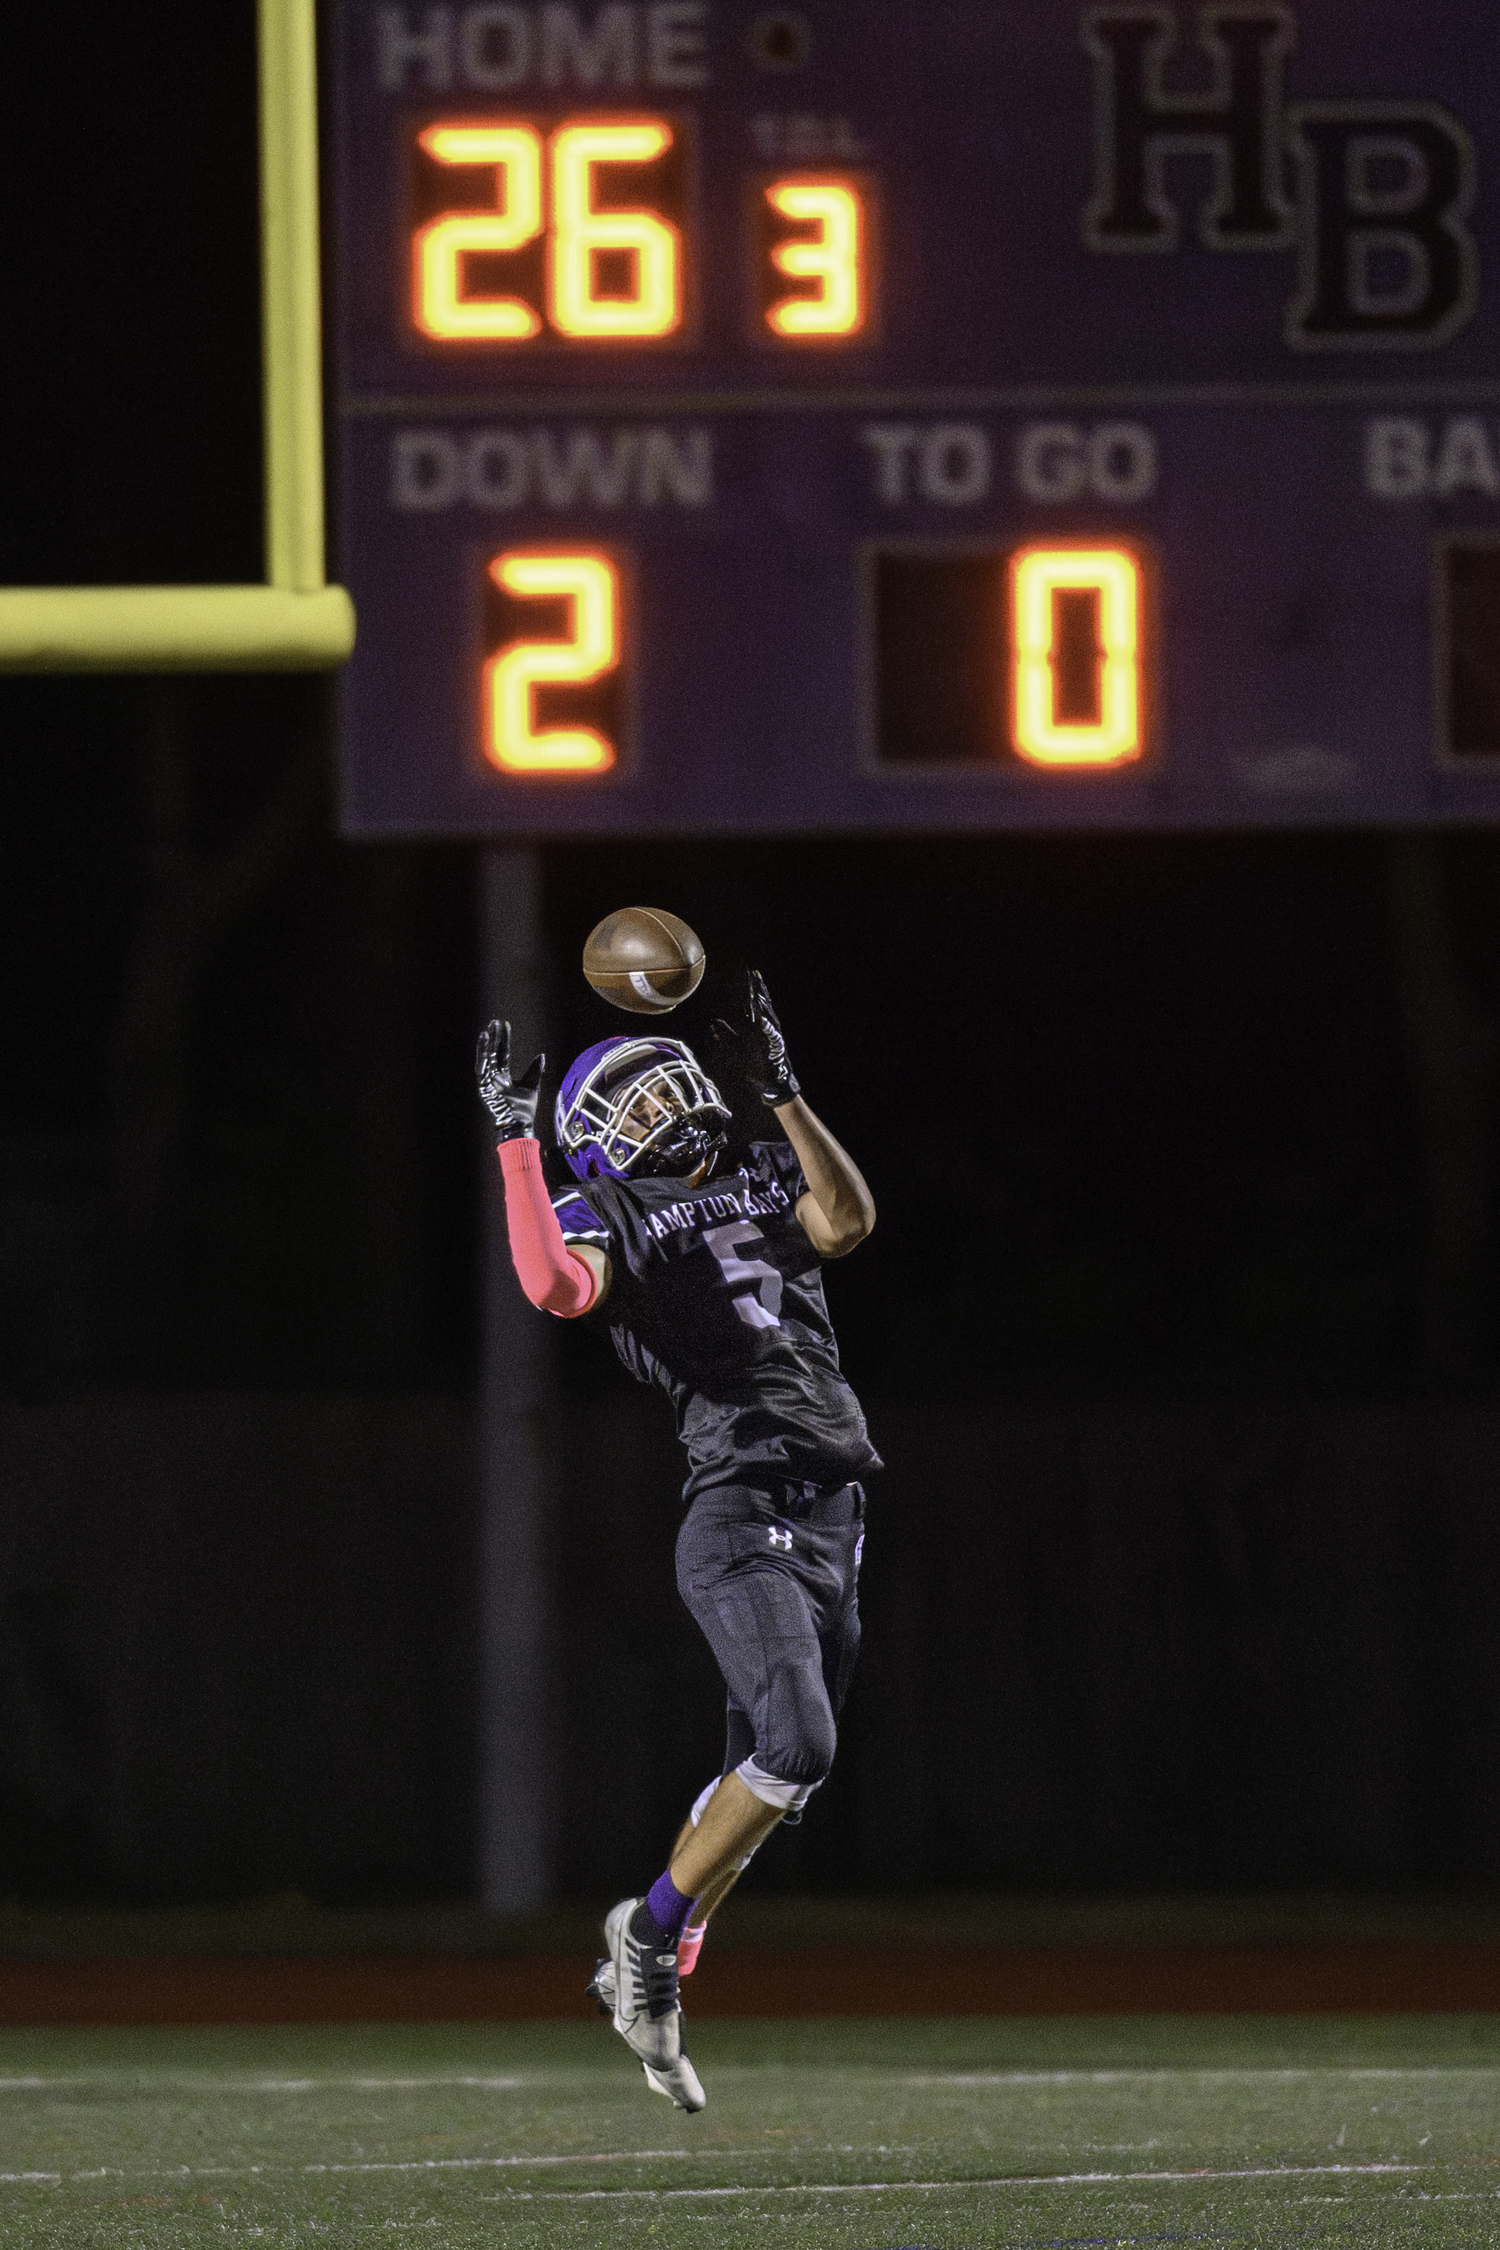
[415,122,682,340]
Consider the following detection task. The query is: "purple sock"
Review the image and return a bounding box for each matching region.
[644,1870,694,1944]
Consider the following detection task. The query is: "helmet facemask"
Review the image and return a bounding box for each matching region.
[556,1038,731,1181]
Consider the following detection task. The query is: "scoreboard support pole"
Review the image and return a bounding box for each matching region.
[477,845,554,1912]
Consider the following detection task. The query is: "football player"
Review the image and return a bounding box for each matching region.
[476,971,878,2111]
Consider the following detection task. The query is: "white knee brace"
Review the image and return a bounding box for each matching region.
[686,1764,815,1869]
[687,1776,721,1827]
[687,1773,757,1874]
[734,1755,818,1812]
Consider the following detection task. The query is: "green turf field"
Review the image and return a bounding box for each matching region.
[3,2017,1498,2247]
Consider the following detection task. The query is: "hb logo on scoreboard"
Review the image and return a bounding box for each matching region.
[1082,4,1478,350]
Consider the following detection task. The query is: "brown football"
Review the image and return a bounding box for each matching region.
[582,907,706,1013]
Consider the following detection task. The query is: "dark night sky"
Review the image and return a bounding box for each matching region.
[2,2,1500,1908]
[0,0,1495,1404]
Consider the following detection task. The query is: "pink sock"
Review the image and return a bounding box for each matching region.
[677,1920,708,1974]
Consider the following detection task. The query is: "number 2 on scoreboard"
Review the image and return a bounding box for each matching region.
[482,552,623,775]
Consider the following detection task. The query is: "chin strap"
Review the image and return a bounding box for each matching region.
[497,1139,600,1317]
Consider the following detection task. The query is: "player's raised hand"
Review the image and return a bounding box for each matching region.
[710,969,800,1107]
[475,1019,545,1140]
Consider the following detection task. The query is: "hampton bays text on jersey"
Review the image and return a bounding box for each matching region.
[642,1175,791,1241]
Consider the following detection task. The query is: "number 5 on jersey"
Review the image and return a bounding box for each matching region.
[704,1220,784,1330]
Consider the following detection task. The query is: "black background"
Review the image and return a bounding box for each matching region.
[1,1,1498,1907]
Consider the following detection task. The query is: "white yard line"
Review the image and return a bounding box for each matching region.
[349,2078,524,2090]
[303,2151,690,2175]
[905,2067,1500,2086]
[0,2075,525,2095]
[5,2149,915,2188]
[8,2063,1488,2098]
[0,2156,1462,2200]
[0,2150,688,2189]
[489,2161,1435,2203]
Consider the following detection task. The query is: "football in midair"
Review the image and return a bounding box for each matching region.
[582,907,706,1013]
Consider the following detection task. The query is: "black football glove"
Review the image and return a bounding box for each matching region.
[710,969,800,1107]
[475,1019,545,1141]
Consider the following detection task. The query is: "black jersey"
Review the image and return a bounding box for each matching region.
[552,1140,880,1500]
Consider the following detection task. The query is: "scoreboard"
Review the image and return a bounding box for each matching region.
[334,0,1500,833]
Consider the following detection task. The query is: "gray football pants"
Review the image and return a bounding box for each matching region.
[675,1479,864,1791]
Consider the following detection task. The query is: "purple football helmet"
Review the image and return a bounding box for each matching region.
[555,1035,731,1181]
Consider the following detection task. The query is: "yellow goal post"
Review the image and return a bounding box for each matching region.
[0,0,355,672]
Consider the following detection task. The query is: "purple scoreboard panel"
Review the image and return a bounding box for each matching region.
[335,1,1500,834]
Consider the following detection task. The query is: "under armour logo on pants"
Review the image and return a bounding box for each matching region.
[768,1525,792,1549]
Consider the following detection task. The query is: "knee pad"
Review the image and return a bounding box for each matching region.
[756,1673,837,1789]
[734,1755,823,1813]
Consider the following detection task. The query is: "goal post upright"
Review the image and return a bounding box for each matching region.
[0,0,354,673]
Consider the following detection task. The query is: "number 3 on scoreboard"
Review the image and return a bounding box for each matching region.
[758,174,873,342]
[483,552,622,775]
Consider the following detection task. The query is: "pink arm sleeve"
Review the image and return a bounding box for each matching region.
[496,1138,601,1317]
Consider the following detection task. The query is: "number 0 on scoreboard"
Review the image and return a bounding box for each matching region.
[870,543,1151,775]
